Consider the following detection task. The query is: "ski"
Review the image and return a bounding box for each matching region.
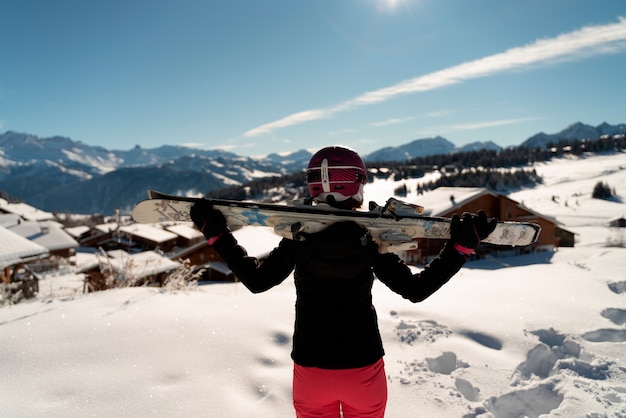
[131,190,541,249]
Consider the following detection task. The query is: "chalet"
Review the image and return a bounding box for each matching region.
[6,220,79,258]
[164,223,204,247]
[170,240,222,280]
[0,225,48,298]
[609,216,626,228]
[405,187,571,264]
[64,225,92,241]
[0,225,49,283]
[118,223,179,252]
[0,198,55,222]
[78,223,126,250]
[0,200,75,298]
[174,226,282,282]
[79,249,181,291]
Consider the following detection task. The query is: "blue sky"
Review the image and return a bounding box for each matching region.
[1,0,626,157]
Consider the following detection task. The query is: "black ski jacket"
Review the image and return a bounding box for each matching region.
[213,221,467,369]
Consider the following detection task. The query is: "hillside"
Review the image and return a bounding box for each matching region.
[1,152,625,417]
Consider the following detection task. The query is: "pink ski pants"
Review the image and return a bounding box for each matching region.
[292,358,387,418]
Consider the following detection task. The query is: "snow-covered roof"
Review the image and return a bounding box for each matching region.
[0,213,22,227]
[0,225,49,269]
[7,220,79,252]
[74,251,100,272]
[412,187,493,216]
[102,250,181,280]
[64,225,91,238]
[0,199,55,221]
[119,223,178,243]
[95,223,119,233]
[165,223,203,240]
[76,249,181,279]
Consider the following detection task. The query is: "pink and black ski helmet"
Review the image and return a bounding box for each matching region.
[306,146,367,206]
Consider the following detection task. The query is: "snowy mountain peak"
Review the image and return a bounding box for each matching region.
[364,136,456,162]
[1,121,624,214]
[520,122,626,149]
[364,136,503,162]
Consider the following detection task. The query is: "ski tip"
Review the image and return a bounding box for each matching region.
[147,190,173,199]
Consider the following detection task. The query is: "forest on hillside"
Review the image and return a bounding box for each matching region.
[208,134,626,201]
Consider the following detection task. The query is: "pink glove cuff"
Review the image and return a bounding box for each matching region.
[207,234,223,246]
[454,243,474,255]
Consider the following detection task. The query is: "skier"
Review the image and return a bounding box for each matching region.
[190,145,497,418]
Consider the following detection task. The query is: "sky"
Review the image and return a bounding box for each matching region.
[1,0,626,157]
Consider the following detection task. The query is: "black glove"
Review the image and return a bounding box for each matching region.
[190,199,229,243]
[450,210,497,254]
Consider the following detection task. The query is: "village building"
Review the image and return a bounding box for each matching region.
[608,215,626,228]
[403,187,573,264]
[77,222,125,250]
[0,225,49,298]
[78,249,181,292]
[173,225,282,282]
[118,223,179,252]
[0,186,574,294]
[164,223,205,247]
[0,198,55,222]
[0,225,49,282]
[7,220,79,259]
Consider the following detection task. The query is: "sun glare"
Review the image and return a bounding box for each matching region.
[377,0,412,14]
[376,0,423,14]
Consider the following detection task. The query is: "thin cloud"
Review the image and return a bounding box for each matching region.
[426,110,455,118]
[243,17,626,137]
[243,109,332,137]
[446,117,539,131]
[370,116,415,127]
[416,117,538,137]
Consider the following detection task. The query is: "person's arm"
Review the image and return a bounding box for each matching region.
[213,234,295,293]
[374,210,497,303]
[374,244,466,302]
[190,200,295,293]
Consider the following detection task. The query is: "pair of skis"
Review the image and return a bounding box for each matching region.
[131,191,541,251]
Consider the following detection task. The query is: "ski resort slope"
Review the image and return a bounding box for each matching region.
[1,152,626,417]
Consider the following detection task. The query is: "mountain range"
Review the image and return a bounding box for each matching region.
[1,122,624,215]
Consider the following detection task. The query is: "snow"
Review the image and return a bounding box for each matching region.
[0,198,55,222]
[2,152,626,417]
[8,220,80,253]
[0,226,48,269]
[164,224,203,241]
[118,223,179,244]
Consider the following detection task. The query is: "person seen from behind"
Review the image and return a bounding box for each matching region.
[190,145,497,418]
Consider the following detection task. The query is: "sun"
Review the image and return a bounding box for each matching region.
[377,0,410,14]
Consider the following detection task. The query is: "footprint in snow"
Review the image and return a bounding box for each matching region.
[395,319,451,345]
[601,307,626,326]
[459,330,503,350]
[608,280,626,294]
[581,328,626,343]
[426,351,469,375]
[271,331,290,346]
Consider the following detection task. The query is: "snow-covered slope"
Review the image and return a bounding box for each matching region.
[1,152,626,417]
